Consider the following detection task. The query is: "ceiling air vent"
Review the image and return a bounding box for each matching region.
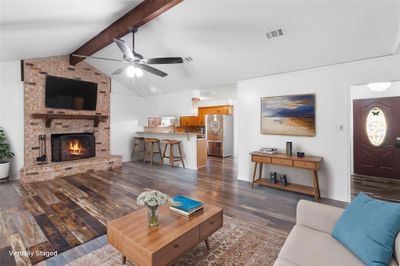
[184,57,193,62]
[266,28,284,39]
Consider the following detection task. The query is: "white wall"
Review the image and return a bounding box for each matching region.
[142,89,192,119]
[110,80,144,162]
[237,54,400,202]
[0,61,24,180]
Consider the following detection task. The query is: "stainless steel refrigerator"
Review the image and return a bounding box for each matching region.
[206,115,233,157]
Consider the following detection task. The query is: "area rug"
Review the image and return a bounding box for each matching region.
[66,216,287,266]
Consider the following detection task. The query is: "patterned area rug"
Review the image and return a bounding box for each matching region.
[67,216,287,266]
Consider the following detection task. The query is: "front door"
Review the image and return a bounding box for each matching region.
[353,97,400,179]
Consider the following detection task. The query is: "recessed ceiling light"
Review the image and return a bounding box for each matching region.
[367,82,391,92]
[266,28,284,39]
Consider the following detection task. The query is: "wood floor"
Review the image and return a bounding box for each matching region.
[352,174,400,202]
[0,157,345,266]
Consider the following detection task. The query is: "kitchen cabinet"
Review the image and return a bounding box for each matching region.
[180,116,195,126]
[197,139,207,168]
[180,105,233,127]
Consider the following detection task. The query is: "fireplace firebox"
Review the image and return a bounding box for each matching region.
[51,133,95,162]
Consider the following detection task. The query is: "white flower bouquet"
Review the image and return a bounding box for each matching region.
[137,190,171,226]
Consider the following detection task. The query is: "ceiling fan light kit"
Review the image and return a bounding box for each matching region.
[72,28,187,79]
[126,65,136,78]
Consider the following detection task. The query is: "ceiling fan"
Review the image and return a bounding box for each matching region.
[72,28,185,78]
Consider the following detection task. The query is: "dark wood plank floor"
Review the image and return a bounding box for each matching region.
[0,157,345,266]
[352,174,400,202]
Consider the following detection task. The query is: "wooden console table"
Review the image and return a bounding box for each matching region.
[250,152,322,201]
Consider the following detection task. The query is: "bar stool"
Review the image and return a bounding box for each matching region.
[131,137,145,161]
[144,138,163,166]
[162,139,185,168]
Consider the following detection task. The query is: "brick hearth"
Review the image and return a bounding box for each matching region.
[20,56,122,183]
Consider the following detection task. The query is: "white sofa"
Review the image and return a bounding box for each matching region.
[274,200,400,266]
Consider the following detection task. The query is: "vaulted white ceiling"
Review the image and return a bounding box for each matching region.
[1,0,400,96]
[0,0,142,60]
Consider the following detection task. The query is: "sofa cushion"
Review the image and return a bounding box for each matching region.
[332,192,400,266]
[277,225,364,266]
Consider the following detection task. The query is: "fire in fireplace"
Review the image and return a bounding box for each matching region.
[68,139,85,155]
[51,133,95,162]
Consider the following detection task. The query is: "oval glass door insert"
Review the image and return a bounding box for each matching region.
[366,107,387,146]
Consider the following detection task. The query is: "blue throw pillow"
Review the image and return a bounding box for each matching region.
[332,192,400,266]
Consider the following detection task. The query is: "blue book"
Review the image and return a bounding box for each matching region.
[171,195,203,213]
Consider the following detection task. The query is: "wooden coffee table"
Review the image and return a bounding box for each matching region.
[107,204,223,266]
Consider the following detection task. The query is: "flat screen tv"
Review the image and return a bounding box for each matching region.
[45,75,98,111]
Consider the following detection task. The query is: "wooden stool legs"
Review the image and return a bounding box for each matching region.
[162,141,185,169]
[177,143,185,169]
[144,139,162,166]
[131,138,145,161]
[158,141,163,166]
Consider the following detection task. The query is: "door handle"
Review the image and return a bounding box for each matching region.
[396,137,400,148]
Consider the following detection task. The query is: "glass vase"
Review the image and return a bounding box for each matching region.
[147,206,159,227]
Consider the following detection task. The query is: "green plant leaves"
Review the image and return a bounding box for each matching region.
[0,127,14,160]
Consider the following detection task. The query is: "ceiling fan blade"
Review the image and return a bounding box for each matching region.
[113,38,135,61]
[135,63,168,77]
[142,57,184,64]
[71,54,122,62]
[111,65,129,76]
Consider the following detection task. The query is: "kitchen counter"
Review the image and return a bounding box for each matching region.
[136,131,206,170]
[136,131,198,137]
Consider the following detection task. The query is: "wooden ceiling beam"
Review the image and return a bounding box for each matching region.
[69,0,183,65]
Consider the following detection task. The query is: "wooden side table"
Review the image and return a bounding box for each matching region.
[250,152,322,201]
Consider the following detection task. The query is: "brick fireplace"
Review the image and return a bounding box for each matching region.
[20,56,122,183]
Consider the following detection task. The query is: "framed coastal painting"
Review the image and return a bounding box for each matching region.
[261,94,316,136]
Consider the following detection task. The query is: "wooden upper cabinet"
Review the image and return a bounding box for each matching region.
[180,105,233,127]
[180,116,193,126]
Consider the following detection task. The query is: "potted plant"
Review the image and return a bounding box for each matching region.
[0,128,14,181]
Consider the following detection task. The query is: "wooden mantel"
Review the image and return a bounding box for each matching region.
[32,113,108,128]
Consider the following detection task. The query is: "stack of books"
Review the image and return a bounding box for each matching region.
[259,147,277,154]
[170,195,204,218]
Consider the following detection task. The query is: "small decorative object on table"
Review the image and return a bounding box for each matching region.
[297,152,305,158]
[137,190,171,227]
[170,195,204,218]
[270,172,278,184]
[259,147,277,155]
[280,174,288,186]
[286,142,293,156]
